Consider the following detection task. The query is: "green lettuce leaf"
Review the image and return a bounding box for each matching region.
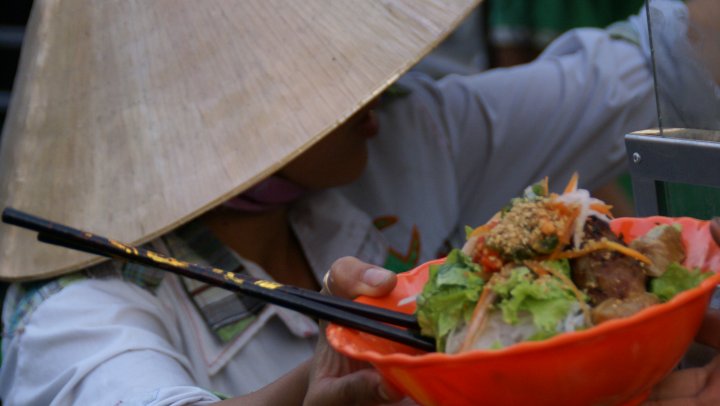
[415,249,485,351]
[492,262,578,336]
[650,262,710,302]
[523,179,549,199]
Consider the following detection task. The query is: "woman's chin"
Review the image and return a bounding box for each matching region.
[310,158,369,189]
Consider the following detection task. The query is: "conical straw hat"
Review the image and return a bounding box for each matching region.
[0,0,480,281]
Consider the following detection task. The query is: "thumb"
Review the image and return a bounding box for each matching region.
[325,256,397,299]
[307,369,404,406]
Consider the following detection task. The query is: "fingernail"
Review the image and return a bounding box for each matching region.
[363,268,392,287]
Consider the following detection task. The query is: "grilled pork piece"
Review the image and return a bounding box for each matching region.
[629,224,685,277]
[591,292,659,324]
[571,217,649,306]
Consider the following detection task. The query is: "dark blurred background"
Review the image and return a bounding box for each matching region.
[0,1,32,132]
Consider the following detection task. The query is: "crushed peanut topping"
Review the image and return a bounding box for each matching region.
[486,199,568,260]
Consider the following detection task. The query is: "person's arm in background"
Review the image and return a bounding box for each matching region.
[403,0,709,246]
[424,4,660,232]
[440,24,656,232]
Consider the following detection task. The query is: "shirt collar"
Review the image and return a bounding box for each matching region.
[290,190,388,282]
[164,190,388,343]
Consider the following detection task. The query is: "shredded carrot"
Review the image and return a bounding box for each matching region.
[552,239,652,264]
[458,276,500,353]
[524,260,549,277]
[563,172,579,195]
[590,202,614,217]
[559,206,580,247]
[469,220,498,238]
[526,260,593,327]
[545,202,580,251]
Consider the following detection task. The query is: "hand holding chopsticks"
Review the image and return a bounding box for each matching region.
[1,207,434,351]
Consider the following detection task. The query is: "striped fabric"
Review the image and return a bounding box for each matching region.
[164,221,267,342]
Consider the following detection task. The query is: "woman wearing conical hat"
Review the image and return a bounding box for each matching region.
[0,0,717,404]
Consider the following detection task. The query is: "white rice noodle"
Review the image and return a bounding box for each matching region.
[446,312,537,353]
[554,188,611,249]
[561,302,586,333]
[461,234,479,256]
[446,303,586,353]
[397,294,418,307]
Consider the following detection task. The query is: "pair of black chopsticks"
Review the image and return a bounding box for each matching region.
[1,207,434,351]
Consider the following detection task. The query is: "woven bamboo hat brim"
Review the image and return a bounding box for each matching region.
[0,0,480,280]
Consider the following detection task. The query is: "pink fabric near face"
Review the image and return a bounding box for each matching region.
[222,176,307,212]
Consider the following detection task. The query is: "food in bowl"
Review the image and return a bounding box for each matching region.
[326,175,720,406]
[416,175,709,353]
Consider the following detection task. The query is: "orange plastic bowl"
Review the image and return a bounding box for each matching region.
[327,217,720,406]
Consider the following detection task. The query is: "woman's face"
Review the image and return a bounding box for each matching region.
[278,100,379,189]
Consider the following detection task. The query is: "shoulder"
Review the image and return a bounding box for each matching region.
[2,260,165,339]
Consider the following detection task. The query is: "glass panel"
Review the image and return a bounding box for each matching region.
[658,182,720,219]
[635,1,720,218]
[646,0,720,133]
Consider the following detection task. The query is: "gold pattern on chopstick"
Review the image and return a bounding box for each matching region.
[225,272,245,284]
[146,249,191,268]
[254,280,282,290]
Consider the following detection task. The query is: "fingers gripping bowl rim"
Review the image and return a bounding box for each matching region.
[326,217,720,406]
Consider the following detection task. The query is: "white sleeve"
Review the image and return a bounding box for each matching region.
[342,25,657,257]
[433,28,655,230]
[0,278,221,405]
